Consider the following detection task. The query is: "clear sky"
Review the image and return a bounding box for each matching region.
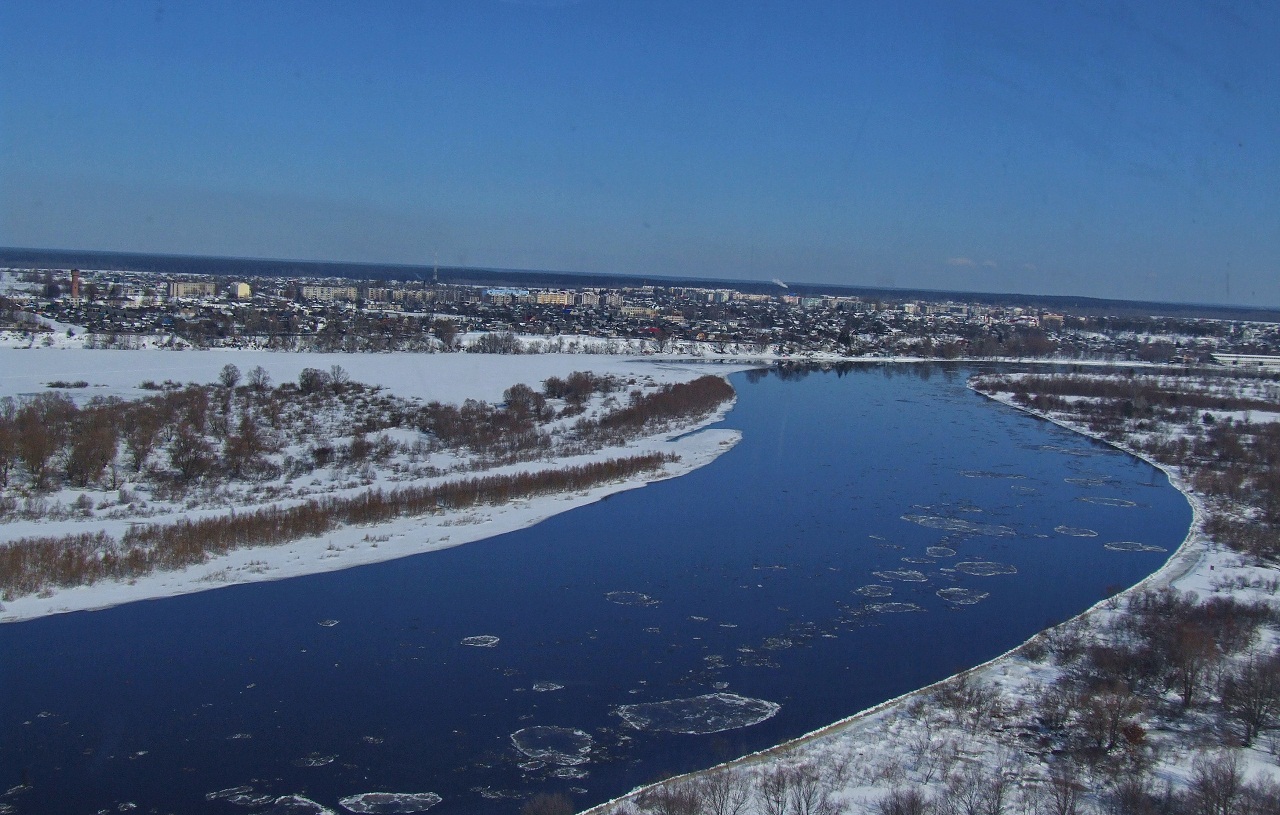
[2,1,1277,306]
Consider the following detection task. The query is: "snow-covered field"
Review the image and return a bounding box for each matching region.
[0,347,755,623]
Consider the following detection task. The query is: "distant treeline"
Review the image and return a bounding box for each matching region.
[0,453,674,600]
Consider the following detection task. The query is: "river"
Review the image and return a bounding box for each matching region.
[0,364,1192,815]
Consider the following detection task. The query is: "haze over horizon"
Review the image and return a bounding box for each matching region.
[2,1,1277,307]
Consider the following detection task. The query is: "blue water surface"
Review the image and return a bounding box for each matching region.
[0,365,1192,815]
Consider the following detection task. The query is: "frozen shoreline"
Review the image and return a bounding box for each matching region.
[0,348,755,624]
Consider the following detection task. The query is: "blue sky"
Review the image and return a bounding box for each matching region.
[2,1,1277,306]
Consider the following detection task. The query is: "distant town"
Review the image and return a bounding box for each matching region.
[2,264,1278,365]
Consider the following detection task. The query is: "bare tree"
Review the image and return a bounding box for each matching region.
[1186,751,1244,815]
[247,365,272,393]
[1037,762,1084,815]
[757,767,793,815]
[699,770,752,815]
[1079,681,1144,752]
[789,764,844,815]
[167,426,214,484]
[878,788,934,815]
[1221,648,1280,746]
[637,779,702,815]
[123,405,161,472]
[218,363,241,390]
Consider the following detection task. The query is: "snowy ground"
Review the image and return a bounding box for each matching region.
[0,347,754,623]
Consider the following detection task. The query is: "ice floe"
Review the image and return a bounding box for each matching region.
[207,787,255,801]
[936,588,990,605]
[532,682,564,692]
[866,602,923,613]
[293,753,337,767]
[1064,477,1115,487]
[854,584,893,597]
[510,726,593,766]
[960,470,1025,480]
[954,561,1017,576]
[872,569,928,582]
[338,792,441,813]
[1104,541,1169,553]
[317,619,340,628]
[925,546,956,558]
[1078,496,1139,507]
[460,635,500,647]
[900,514,1015,536]
[615,692,781,734]
[1054,525,1098,537]
[604,591,660,607]
[266,796,336,815]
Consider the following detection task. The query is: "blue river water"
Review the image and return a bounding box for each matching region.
[0,365,1192,815]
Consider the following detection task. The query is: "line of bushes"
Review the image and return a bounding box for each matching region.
[0,453,675,600]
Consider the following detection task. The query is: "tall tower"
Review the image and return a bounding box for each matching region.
[70,269,80,299]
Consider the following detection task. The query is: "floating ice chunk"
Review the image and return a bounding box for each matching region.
[1078,496,1139,507]
[338,792,441,813]
[206,787,254,801]
[616,693,781,734]
[293,753,337,767]
[1011,485,1038,495]
[318,619,339,628]
[510,726,593,766]
[549,767,589,780]
[1054,526,1097,537]
[519,760,546,771]
[1038,444,1096,457]
[689,616,709,622]
[268,796,337,815]
[867,602,923,613]
[960,470,1025,480]
[605,591,660,607]
[228,793,275,807]
[873,569,928,583]
[926,547,956,558]
[955,561,1017,577]
[532,682,564,692]
[1064,473,1116,486]
[901,556,933,564]
[1104,541,1168,553]
[712,681,730,690]
[226,732,252,740]
[854,585,893,597]
[472,788,523,801]
[901,514,1015,537]
[937,588,990,605]
[760,637,793,650]
[460,635,500,648]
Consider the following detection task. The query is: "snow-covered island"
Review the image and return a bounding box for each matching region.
[0,348,753,623]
